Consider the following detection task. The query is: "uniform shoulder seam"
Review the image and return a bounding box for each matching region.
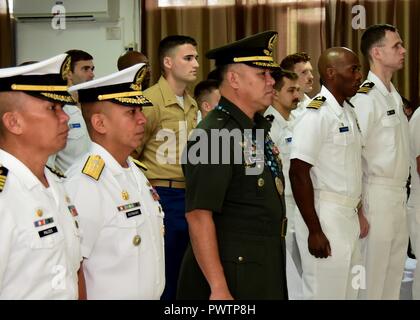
[201,108,232,129]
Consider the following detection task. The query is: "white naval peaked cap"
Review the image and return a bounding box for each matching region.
[0,53,75,104]
[68,63,152,107]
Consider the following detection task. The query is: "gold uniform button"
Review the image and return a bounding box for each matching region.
[238,256,244,262]
[36,209,43,217]
[133,235,141,246]
[257,177,264,187]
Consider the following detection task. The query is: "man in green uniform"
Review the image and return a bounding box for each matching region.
[177,31,288,300]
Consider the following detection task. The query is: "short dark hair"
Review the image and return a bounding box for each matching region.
[280,52,311,71]
[273,69,298,90]
[206,68,222,87]
[65,49,93,72]
[194,79,219,107]
[117,50,148,71]
[158,35,197,74]
[360,24,397,61]
[214,65,231,84]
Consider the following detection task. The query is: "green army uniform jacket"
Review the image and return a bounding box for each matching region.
[177,96,288,300]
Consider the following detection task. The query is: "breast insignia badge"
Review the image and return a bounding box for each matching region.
[275,177,284,196]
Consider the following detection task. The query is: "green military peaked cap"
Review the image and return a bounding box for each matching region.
[206,30,281,69]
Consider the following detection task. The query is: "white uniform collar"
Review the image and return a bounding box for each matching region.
[367,71,396,97]
[296,94,311,111]
[319,85,345,116]
[63,103,81,115]
[302,93,311,104]
[0,149,47,190]
[89,142,128,177]
[265,105,294,127]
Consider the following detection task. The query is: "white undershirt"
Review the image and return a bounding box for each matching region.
[176,95,184,109]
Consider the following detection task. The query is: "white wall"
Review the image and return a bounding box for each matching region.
[15,0,140,77]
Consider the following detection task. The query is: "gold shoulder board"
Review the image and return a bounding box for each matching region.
[307,96,326,109]
[357,81,375,94]
[82,155,105,180]
[131,158,148,171]
[0,165,9,193]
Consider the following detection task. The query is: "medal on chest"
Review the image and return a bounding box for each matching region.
[36,208,43,217]
[150,187,160,201]
[121,190,130,201]
[265,135,284,197]
[275,177,284,196]
[242,132,264,168]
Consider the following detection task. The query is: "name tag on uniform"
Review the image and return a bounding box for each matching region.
[387,110,395,116]
[339,126,349,133]
[126,209,142,218]
[69,123,81,129]
[38,226,58,238]
[285,137,292,143]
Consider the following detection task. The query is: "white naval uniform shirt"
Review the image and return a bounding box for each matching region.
[197,110,203,124]
[291,93,311,119]
[409,108,420,191]
[0,150,81,300]
[48,104,91,173]
[64,143,165,300]
[291,86,362,199]
[264,106,295,197]
[350,71,410,182]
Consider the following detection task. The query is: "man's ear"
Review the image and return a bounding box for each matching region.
[66,70,74,86]
[370,47,381,61]
[272,89,280,103]
[202,101,211,112]
[163,56,172,71]
[2,111,24,135]
[91,113,107,134]
[326,67,335,80]
[226,69,240,90]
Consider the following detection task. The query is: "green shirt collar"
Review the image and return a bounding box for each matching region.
[219,96,271,132]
